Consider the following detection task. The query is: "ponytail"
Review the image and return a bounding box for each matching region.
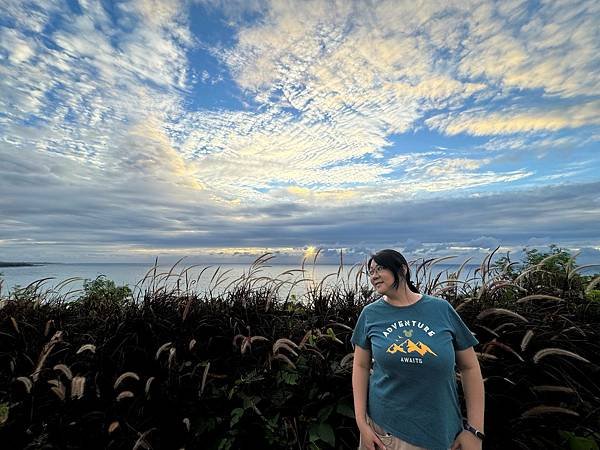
[406,279,419,293]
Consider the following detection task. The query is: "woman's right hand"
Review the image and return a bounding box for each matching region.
[358,421,388,450]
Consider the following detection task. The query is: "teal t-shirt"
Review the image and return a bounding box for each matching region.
[351,294,479,450]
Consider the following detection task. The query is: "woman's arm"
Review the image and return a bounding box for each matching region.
[352,345,385,450]
[451,347,484,450]
[352,345,372,427]
[456,347,485,431]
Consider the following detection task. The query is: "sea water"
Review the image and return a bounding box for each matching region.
[0,261,480,299]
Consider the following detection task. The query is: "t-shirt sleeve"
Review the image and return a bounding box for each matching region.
[446,303,479,350]
[351,307,370,350]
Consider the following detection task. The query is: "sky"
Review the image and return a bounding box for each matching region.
[1,0,599,266]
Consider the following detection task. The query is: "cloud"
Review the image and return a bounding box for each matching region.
[479,133,600,152]
[1,127,598,265]
[4,0,598,204]
[527,237,552,246]
[466,236,501,250]
[172,0,600,205]
[115,116,206,190]
[458,0,600,98]
[1,0,598,263]
[426,101,600,136]
[1,0,190,168]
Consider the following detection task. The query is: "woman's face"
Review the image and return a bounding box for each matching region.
[368,260,396,293]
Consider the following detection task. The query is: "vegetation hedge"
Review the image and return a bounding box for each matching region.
[0,246,599,449]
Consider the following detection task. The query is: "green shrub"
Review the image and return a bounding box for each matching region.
[74,276,132,312]
[586,289,600,302]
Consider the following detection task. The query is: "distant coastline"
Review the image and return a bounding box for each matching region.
[0,262,47,268]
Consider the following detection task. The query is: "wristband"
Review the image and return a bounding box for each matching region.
[463,420,485,440]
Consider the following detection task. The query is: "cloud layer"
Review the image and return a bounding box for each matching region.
[0,0,599,263]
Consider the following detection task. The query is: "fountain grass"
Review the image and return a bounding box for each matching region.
[0,247,599,449]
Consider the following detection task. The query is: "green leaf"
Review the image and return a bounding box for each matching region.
[217,438,233,450]
[230,408,244,427]
[336,401,355,419]
[198,417,217,434]
[0,403,8,426]
[586,290,600,302]
[227,386,237,400]
[317,404,335,422]
[559,431,599,450]
[570,438,600,450]
[278,369,299,385]
[242,394,259,410]
[309,422,335,447]
[309,424,319,443]
[266,413,280,428]
[317,423,335,447]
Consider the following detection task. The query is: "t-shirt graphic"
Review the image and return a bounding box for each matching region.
[386,330,437,360]
[351,295,478,450]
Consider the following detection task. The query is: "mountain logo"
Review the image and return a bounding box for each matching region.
[386,339,438,357]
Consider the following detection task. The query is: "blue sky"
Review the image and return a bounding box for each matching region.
[1,0,599,265]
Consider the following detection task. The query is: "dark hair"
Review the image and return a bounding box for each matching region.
[367,249,419,293]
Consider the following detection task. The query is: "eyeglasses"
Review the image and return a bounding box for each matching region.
[368,265,386,277]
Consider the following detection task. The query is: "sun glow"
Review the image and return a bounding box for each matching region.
[304,246,317,259]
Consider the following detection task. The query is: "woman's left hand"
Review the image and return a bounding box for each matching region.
[450,430,483,450]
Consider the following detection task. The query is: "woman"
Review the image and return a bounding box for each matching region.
[352,249,485,450]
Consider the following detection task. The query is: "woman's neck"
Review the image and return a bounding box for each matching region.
[384,288,422,306]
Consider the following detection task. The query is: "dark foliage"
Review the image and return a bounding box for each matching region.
[0,249,599,449]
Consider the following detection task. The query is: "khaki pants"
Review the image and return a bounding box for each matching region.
[358,415,437,450]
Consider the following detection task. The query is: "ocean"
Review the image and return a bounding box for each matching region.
[0,261,481,299]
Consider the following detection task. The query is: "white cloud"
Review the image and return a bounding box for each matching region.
[174,0,599,206]
[458,0,600,98]
[426,101,600,136]
[1,0,190,159]
[5,0,597,206]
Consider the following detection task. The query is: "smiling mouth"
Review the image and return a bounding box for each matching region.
[374,282,383,288]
